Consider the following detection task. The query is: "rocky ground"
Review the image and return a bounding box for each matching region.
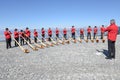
[0,36,120,80]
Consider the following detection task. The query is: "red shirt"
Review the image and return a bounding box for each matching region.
[105,24,118,41]
[71,27,76,33]
[34,31,38,37]
[48,29,52,35]
[87,27,92,33]
[4,31,11,39]
[25,30,31,37]
[56,29,59,34]
[80,29,84,34]
[63,29,67,34]
[19,32,24,38]
[100,27,105,33]
[41,30,45,35]
[14,31,19,38]
[94,28,98,34]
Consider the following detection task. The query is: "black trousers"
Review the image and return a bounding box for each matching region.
[20,37,24,45]
[6,38,11,49]
[14,37,19,47]
[87,33,91,39]
[26,36,31,44]
[93,33,96,39]
[101,32,104,39]
[64,34,67,40]
[108,39,116,58]
[71,33,75,39]
[80,34,84,39]
[42,34,45,42]
[56,34,59,38]
[34,37,37,43]
[48,35,52,41]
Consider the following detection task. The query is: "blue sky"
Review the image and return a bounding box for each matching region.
[0,0,120,29]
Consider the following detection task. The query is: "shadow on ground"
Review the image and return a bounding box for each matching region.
[96,49,109,57]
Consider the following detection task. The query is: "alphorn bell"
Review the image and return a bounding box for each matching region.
[96,33,99,43]
[102,33,105,43]
[12,37,29,53]
[21,36,38,51]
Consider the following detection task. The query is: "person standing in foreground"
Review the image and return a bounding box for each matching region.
[80,28,84,39]
[41,28,45,42]
[4,28,12,49]
[19,30,24,45]
[55,28,59,38]
[71,26,76,40]
[34,29,38,43]
[63,28,67,40]
[14,28,19,47]
[100,25,105,39]
[48,28,52,41]
[87,26,92,39]
[25,27,31,44]
[93,26,98,39]
[105,19,118,59]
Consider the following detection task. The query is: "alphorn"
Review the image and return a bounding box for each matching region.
[84,31,88,43]
[102,33,105,43]
[12,37,29,53]
[56,36,65,45]
[48,32,58,45]
[29,36,44,49]
[21,36,38,51]
[59,32,70,44]
[49,37,58,45]
[36,37,48,47]
[91,32,94,43]
[95,33,99,43]
[53,32,64,45]
[76,31,82,43]
[44,38,54,47]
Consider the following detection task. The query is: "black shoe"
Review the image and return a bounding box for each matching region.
[105,57,112,59]
[112,58,115,59]
[112,57,115,59]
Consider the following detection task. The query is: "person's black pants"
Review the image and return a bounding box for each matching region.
[56,34,59,38]
[71,33,75,40]
[101,32,104,39]
[42,34,45,42]
[48,35,52,41]
[108,39,115,58]
[64,34,67,40]
[34,37,37,43]
[20,37,24,45]
[26,36,31,44]
[56,34,59,40]
[87,33,91,39]
[6,38,11,49]
[14,37,19,47]
[80,34,84,39]
[93,33,96,39]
